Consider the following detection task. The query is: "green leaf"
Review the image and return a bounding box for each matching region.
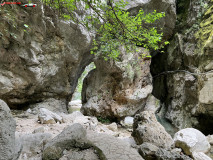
[24,24,29,28]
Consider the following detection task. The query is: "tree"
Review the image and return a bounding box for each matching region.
[42,0,167,60]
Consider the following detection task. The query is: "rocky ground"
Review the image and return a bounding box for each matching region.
[1,0,213,160]
[5,100,211,160]
[14,110,132,140]
[13,100,142,160]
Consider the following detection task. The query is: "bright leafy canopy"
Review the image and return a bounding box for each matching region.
[42,0,167,60]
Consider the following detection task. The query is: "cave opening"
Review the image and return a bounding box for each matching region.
[68,62,96,113]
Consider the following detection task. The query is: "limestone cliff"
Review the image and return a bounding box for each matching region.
[152,0,213,135]
[0,0,93,111]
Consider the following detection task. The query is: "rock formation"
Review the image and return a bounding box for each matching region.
[139,142,192,160]
[81,49,152,119]
[0,0,213,160]
[0,1,94,111]
[174,128,210,155]
[0,99,16,160]
[132,111,174,149]
[151,0,213,135]
[81,0,177,120]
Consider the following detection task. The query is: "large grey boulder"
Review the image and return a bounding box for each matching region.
[0,100,16,160]
[132,111,173,149]
[174,128,211,155]
[138,142,159,160]
[16,133,52,160]
[87,131,144,160]
[139,142,192,160]
[81,49,153,119]
[42,123,91,160]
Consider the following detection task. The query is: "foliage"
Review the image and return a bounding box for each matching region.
[97,116,111,123]
[42,0,167,60]
[195,3,213,54]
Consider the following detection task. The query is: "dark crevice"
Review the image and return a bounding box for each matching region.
[195,114,213,136]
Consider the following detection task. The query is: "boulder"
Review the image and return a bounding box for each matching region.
[139,142,159,159]
[174,128,211,155]
[132,111,173,149]
[87,131,144,160]
[0,100,16,160]
[43,123,91,160]
[156,148,192,160]
[81,48,152,119]
[17,133,52,160]
[38,108,63,124]
[139,142,192,160]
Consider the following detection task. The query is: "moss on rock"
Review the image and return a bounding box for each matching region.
[195,4,213,54]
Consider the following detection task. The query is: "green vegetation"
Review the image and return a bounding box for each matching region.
[97,117,111,124]
[195,2,213,53]
[42,0,167,60]
[72,62,96,100]
[0,6,30,41]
